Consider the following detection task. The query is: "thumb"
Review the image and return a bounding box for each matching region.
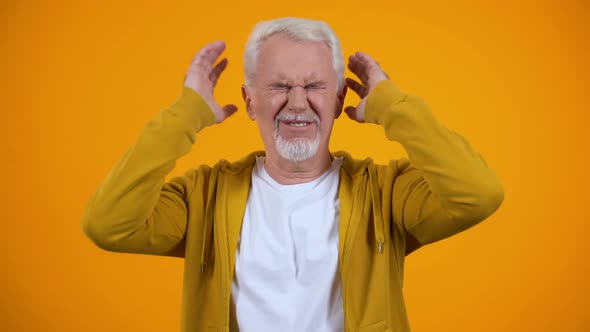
[344,106,362,123]
[344,106,355,117]
[218,104,238,122]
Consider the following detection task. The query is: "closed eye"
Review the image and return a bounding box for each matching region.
[267,81,327,91]
[305,82,326,90]
[269,83,291,90]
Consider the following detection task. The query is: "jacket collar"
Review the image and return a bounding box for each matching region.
[200,150,385,276]
[218,150,374,178]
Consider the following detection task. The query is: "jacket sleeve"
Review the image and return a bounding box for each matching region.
[81,87,216,257]
[365,80,504,247]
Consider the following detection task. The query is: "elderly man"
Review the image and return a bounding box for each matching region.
[82,17,503,332]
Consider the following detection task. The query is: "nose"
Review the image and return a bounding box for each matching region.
[287,85,309,112]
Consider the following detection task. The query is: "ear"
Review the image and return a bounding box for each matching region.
[241,84,255,120]
[335,85,348,119]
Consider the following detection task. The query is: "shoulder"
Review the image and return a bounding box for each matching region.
[334,150,412,179]
[172,151,262,183]
[217,150,264,175]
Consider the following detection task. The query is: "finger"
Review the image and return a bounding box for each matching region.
[344,106,361,123]
[347,55,362,76]
[347,54,369,84]
[351,52,390,88]
[353,52,383,77]
[345,78,368,98]
[356,51,377,65]
[203,41,226,66]
[193,40,226,70]
[357,52,385,75]
[357,51,390,80]
[209,58,228,86]
[220,104,238,121]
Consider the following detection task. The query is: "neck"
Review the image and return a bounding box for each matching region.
[263,149,333,185]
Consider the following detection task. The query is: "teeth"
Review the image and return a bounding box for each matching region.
[288,122,309,127]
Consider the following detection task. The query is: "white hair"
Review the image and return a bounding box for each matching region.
[243,17,345,91]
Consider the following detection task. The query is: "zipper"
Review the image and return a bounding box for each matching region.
[342,173,367,331]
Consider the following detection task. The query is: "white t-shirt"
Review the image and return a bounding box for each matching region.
[231,156,344,332]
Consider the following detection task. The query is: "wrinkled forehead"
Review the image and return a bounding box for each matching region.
[255,34,336,84]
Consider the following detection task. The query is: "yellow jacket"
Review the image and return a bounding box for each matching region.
[82,80,504,332]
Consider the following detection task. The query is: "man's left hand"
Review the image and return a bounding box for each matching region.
[344,52,389,123]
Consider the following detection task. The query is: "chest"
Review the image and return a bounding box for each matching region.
[238,173,341,275]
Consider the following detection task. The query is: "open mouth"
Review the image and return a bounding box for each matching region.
[282,121,314,127]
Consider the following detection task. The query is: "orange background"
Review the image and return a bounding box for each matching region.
[1,0,589,331]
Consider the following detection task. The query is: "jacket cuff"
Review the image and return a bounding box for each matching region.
[365,80,407,125]
[168,87,216,132]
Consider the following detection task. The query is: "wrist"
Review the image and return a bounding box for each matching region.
[365,80,406,125]
[170,87,216,130]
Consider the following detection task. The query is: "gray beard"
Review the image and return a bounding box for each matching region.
[272,111,321,162]
[273,129,320,162]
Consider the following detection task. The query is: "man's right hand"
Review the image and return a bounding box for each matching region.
[183,41,238,123]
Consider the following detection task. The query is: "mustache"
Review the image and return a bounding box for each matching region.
[274,110,320,126]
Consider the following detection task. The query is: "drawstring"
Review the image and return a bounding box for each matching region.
[368,166,385,253]
[201,168,219,274]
